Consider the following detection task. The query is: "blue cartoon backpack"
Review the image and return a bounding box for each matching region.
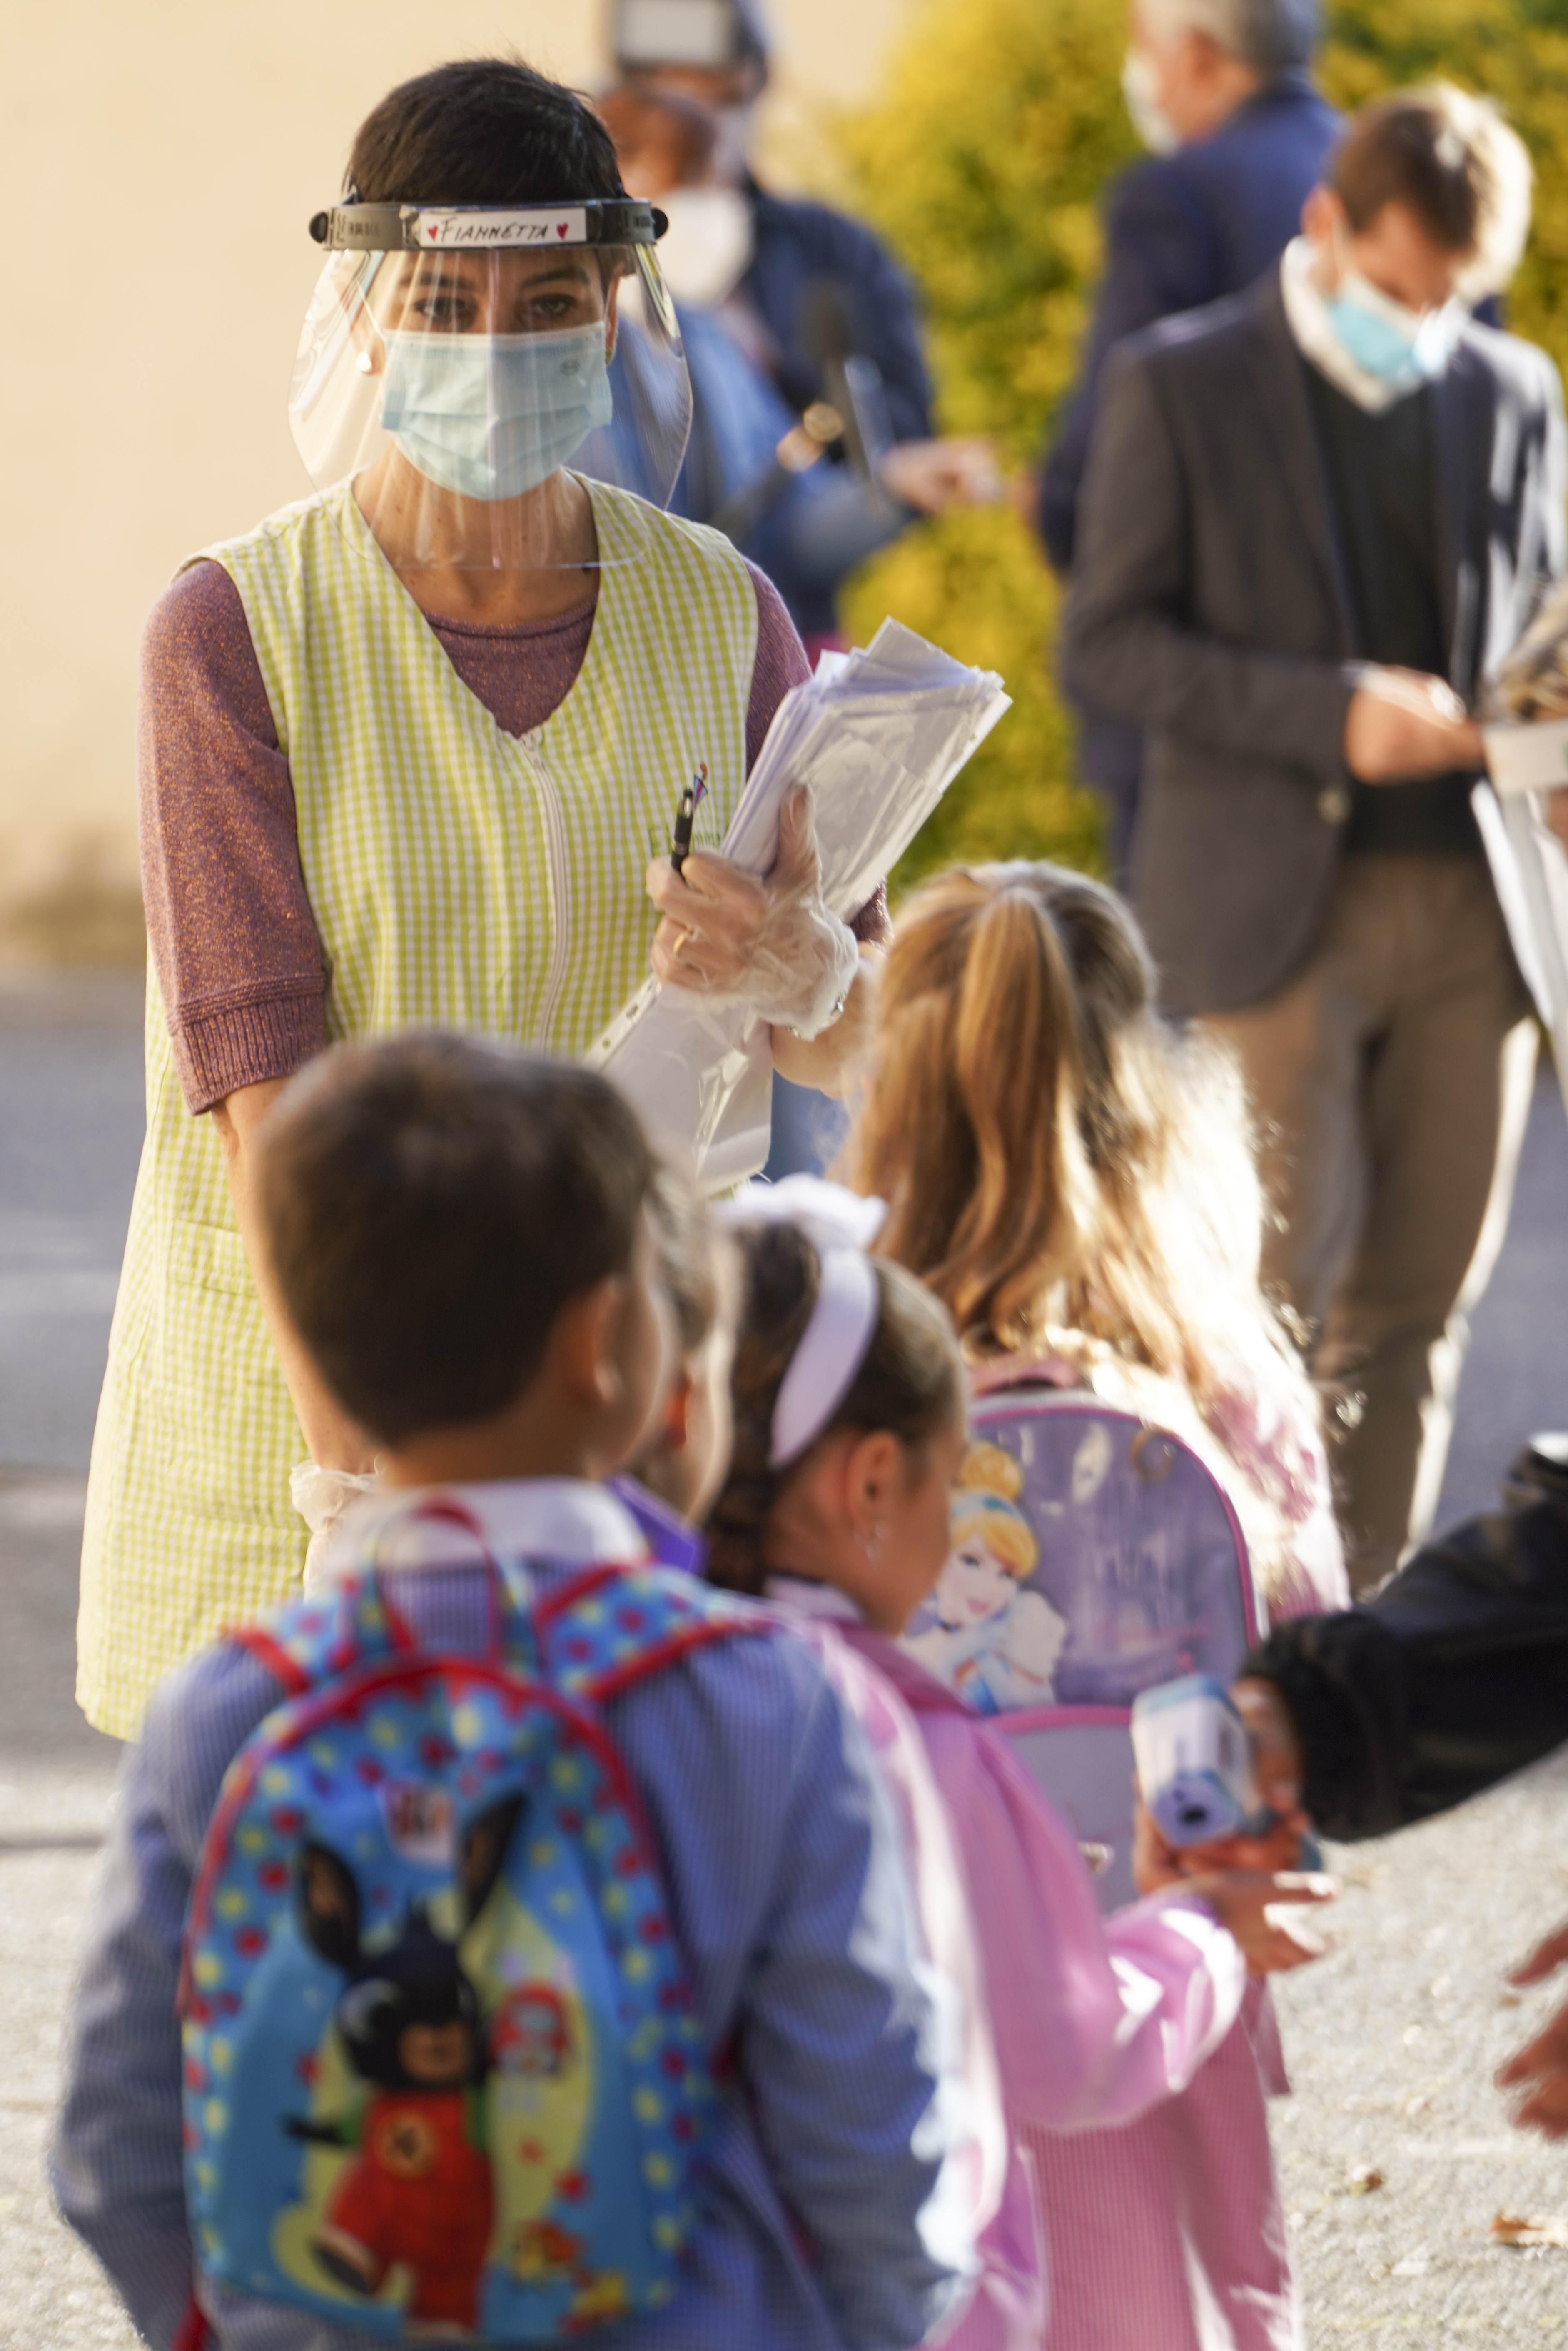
[901,1375,1262,1911]
[179,1512,760,2341]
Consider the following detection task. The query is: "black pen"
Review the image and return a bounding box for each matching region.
[671,765,707,875]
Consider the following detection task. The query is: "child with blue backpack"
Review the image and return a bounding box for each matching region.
[51,1036,982,2351]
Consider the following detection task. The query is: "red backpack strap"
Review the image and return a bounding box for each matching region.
[534,1562,768,1702]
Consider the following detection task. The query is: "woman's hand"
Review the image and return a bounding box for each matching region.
[1132,1790,1309,1895]
[1179,1866,1339,1976]
[1132,1672,1328,1975]
[645,783,859,1038]
[1134,1796,1337,1974]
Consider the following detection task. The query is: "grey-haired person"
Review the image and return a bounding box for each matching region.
[1038,0,1341,877]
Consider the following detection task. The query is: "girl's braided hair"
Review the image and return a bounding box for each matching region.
[704,1220,963,1596]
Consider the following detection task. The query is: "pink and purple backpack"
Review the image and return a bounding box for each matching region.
[901,1373,1261,1910]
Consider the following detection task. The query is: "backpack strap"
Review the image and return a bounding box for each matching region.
[226,1499,521,1696]
[533,1562,767,1702]
[227,1570,415,1697]
[227,1542,765,1710]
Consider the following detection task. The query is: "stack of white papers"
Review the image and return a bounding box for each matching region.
[588,619,1010,1187]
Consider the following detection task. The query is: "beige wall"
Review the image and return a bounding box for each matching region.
[0,0,916,959]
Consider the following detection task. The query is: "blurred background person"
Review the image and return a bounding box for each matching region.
[1035,0,1339,880]
[1067,87,1558,1595]
[605,0,1000,1179]
[607,0,998,660]
[601,82,978,654]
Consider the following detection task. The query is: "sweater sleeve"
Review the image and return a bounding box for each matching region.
[1243,1436,1568,1839]
[139,561,329,1115]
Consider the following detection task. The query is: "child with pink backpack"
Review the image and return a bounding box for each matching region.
[826,859,1353,2346]
[705,1180,1335,2351]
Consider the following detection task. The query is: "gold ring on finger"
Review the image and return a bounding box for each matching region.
[671,927,691,962]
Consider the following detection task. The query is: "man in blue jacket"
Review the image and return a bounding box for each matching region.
[1039,0,1339,876]
[608,0,994,653]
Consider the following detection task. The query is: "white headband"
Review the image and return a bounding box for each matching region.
[722,1177,889,1470]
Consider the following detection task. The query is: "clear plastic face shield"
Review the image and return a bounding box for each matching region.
[289,200,691,568]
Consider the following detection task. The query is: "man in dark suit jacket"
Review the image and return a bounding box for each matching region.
[1038,0,1340,875]
[1067,88,1565,1594]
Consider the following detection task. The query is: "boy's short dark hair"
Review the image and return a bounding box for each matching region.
[259,1036,655,1445]
[347,57,624,208]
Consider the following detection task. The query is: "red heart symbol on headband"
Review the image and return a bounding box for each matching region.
[426,222,442,240]
[557,221,569,238]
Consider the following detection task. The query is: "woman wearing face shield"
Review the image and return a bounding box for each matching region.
[79,58,881,1737]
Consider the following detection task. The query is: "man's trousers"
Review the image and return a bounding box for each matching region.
[1204,854,1537,1595]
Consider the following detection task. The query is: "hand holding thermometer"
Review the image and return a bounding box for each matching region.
[1131,1674,1272,1847]
[671,765,708,875]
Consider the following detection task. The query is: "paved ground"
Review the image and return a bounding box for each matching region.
[2,971,1568,2345]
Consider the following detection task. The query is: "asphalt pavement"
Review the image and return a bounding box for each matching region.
[2,970,1568,2346]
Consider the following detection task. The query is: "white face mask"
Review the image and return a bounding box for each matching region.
[1122,47,1181,155]
[655,185,755,309]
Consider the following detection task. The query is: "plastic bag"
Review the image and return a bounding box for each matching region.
[290,1461,381,1595]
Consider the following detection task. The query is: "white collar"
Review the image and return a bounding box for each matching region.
[1279,236,1414,416]
[324,1477,649,1583]
[763,1574,865,1624]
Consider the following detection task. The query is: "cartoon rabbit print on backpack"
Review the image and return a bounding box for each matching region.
[282,1802,521,2332]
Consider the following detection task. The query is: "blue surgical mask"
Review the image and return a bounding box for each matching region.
[379,321,614,501]
[1325,269,1464,395]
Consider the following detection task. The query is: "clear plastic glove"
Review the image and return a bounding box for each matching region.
[291,1460,381,1595]
[645,782,860,1041]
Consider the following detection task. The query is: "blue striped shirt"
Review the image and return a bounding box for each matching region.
[51,1480,965,2351]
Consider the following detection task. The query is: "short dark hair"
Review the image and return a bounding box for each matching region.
[705,1220,963,1593]
[1330,89,1494,255]
[347,58,624,207]
[258,1036,655,1445]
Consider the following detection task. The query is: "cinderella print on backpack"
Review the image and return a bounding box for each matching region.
[179,1546,757,2341]
[902,1386,1260,1911]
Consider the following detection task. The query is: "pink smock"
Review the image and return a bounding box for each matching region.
[834,1618,1301,2351]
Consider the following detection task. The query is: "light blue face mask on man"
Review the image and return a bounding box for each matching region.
[1325,270,1464,397]
[379,321,614,501]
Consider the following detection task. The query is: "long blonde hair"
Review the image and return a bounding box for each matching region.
[845,863,1324,1593]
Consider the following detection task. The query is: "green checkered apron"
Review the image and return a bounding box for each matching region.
[78,478,756,1736]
